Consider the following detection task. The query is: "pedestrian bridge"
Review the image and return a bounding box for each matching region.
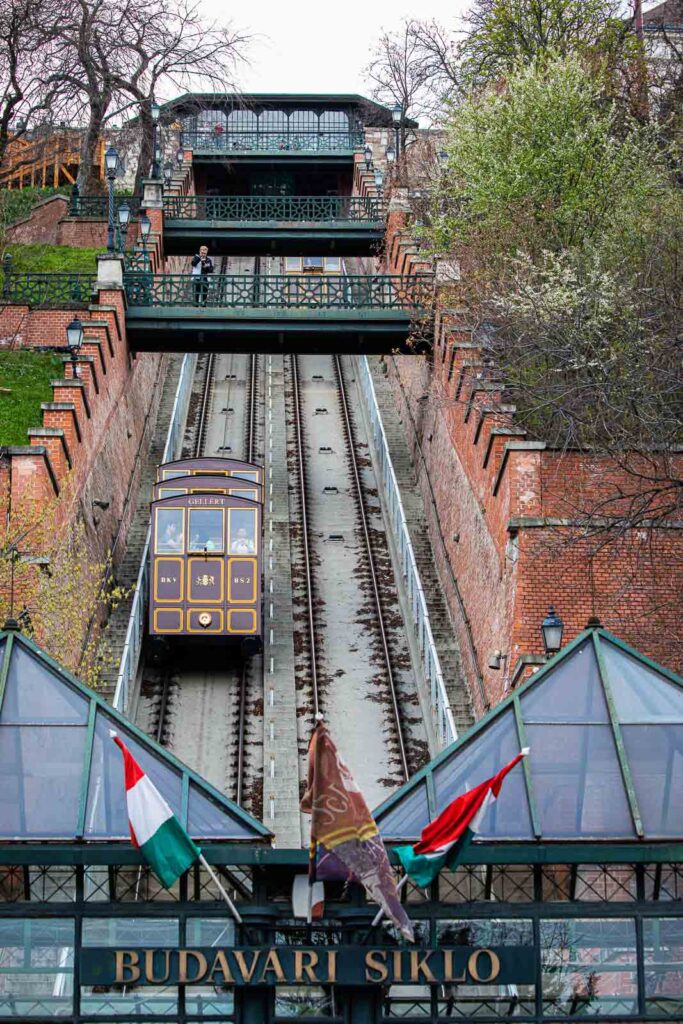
[162,195,385,257]
[124,272,433,354]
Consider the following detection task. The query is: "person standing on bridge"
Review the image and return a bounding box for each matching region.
[191,246,214,306]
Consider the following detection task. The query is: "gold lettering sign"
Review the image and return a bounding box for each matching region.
[364,950,388,983]
[468,949,501,984]
[115,950,141,984]
[410,950,436,983]
[144,949,171,984]
[294,950,319,983]
[178,950,208,984]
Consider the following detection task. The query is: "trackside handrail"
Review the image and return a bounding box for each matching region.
[113,353,197,712]
[357,356,457,749]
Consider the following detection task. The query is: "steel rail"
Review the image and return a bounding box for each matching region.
[333,355,410,782]
[290,353,320,716]
[235,349,259,804]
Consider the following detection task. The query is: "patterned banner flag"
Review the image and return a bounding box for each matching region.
[300,718,414,941]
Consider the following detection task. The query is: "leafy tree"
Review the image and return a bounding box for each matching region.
[460,0,632,86]
[429,54,683,530]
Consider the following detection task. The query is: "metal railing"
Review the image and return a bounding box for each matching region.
[358,355,456,749]
[181,129,364,154]
[123,273,434,311]
[113,352,197,712]
[1,260,96,308]
[163,195,384,222]
[70,194,142,218]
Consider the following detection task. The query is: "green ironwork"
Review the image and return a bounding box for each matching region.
[164,195,383,222]
[1,268,96,308]
[593,630,645,839]
[123,249,150,272]
[70,195,141,218]
[0,629,271,843]
[181,128,364,154]
[374,627,683,844]
[123,273,433,311]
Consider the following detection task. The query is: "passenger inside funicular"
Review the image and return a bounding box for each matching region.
[230,508,257,554]
[189,508,224,552]
[157,508,184,553]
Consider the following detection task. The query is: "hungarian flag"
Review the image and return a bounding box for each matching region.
[395,749,529,887]
[301,718,414,941]
[111,732,201,888]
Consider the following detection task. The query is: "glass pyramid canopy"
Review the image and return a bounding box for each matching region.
[375,628,683,843]
[0,630,271,843]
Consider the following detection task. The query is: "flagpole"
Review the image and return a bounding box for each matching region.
[371,873,409,927]
[307,713,325,925]
[199,854,243,925]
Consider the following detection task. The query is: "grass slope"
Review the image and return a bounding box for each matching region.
[6,244,102,273]
[0,350,64,446]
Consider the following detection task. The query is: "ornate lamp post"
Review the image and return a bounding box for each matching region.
[66,317,84,376]
[391,103,402,159]
[151,100,161,178]
[541,605,564,656]
[139,213,152,268]
[104,144,119,253]
[163,161,173,187]
[117,201,131,253]
[364,143,373,171]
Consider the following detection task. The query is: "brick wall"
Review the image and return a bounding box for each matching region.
[0,282,166,660]
[381,212,683,714]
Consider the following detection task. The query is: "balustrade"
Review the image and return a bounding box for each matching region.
[181,129,363,154]
[2,261,96,308]
[163,195,383,222]
[123,273,433,311]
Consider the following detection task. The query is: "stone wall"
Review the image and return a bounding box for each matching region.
[381,210,683,713]
[0,271,166,660]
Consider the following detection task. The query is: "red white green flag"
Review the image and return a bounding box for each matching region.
[395,749,529,888]
[111,732,201,888]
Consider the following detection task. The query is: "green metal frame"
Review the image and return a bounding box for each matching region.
[122,273,433,311]
[0,630,270,843]
[163,195,383,222]
[181,128,364,155]
[1,266,96,308]
[70,195,142,219]
[374,626,683,847]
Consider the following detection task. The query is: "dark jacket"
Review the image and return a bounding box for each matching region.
[191,254,214,275]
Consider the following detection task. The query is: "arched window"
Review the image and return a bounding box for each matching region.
[228,109,257,149]
[320,110,349,149]
[289,110,317,150]
[259,110,288,150]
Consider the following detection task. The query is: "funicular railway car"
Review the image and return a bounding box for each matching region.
[149,457,263,652]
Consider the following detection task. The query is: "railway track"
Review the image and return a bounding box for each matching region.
[139,338,264,811]
[288,354,418,802]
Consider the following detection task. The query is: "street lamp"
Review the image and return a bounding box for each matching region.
[374,168,384,195]
[104,143,119,253]
[386,144,396,165]
[541,605,564,656]
[391,102,402,159]
[151,100,161,178]
[363,143,373,171]
[176,146,184,165]
[163,161,173,187]
[139,213,151,268]
[66,317,84,375]
[117,201,130,252]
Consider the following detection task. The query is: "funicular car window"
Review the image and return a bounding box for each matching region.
[188,509,224,553]
[159,487,187,499]
[231,470,259,482]
[156,508,184,553]
[229,507,257,555]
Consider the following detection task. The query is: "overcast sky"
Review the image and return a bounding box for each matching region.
[199,0,653,99]
[202,0,470,97]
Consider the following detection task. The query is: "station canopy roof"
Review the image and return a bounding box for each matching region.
[376,628,683,844]
[0,630,271,844]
